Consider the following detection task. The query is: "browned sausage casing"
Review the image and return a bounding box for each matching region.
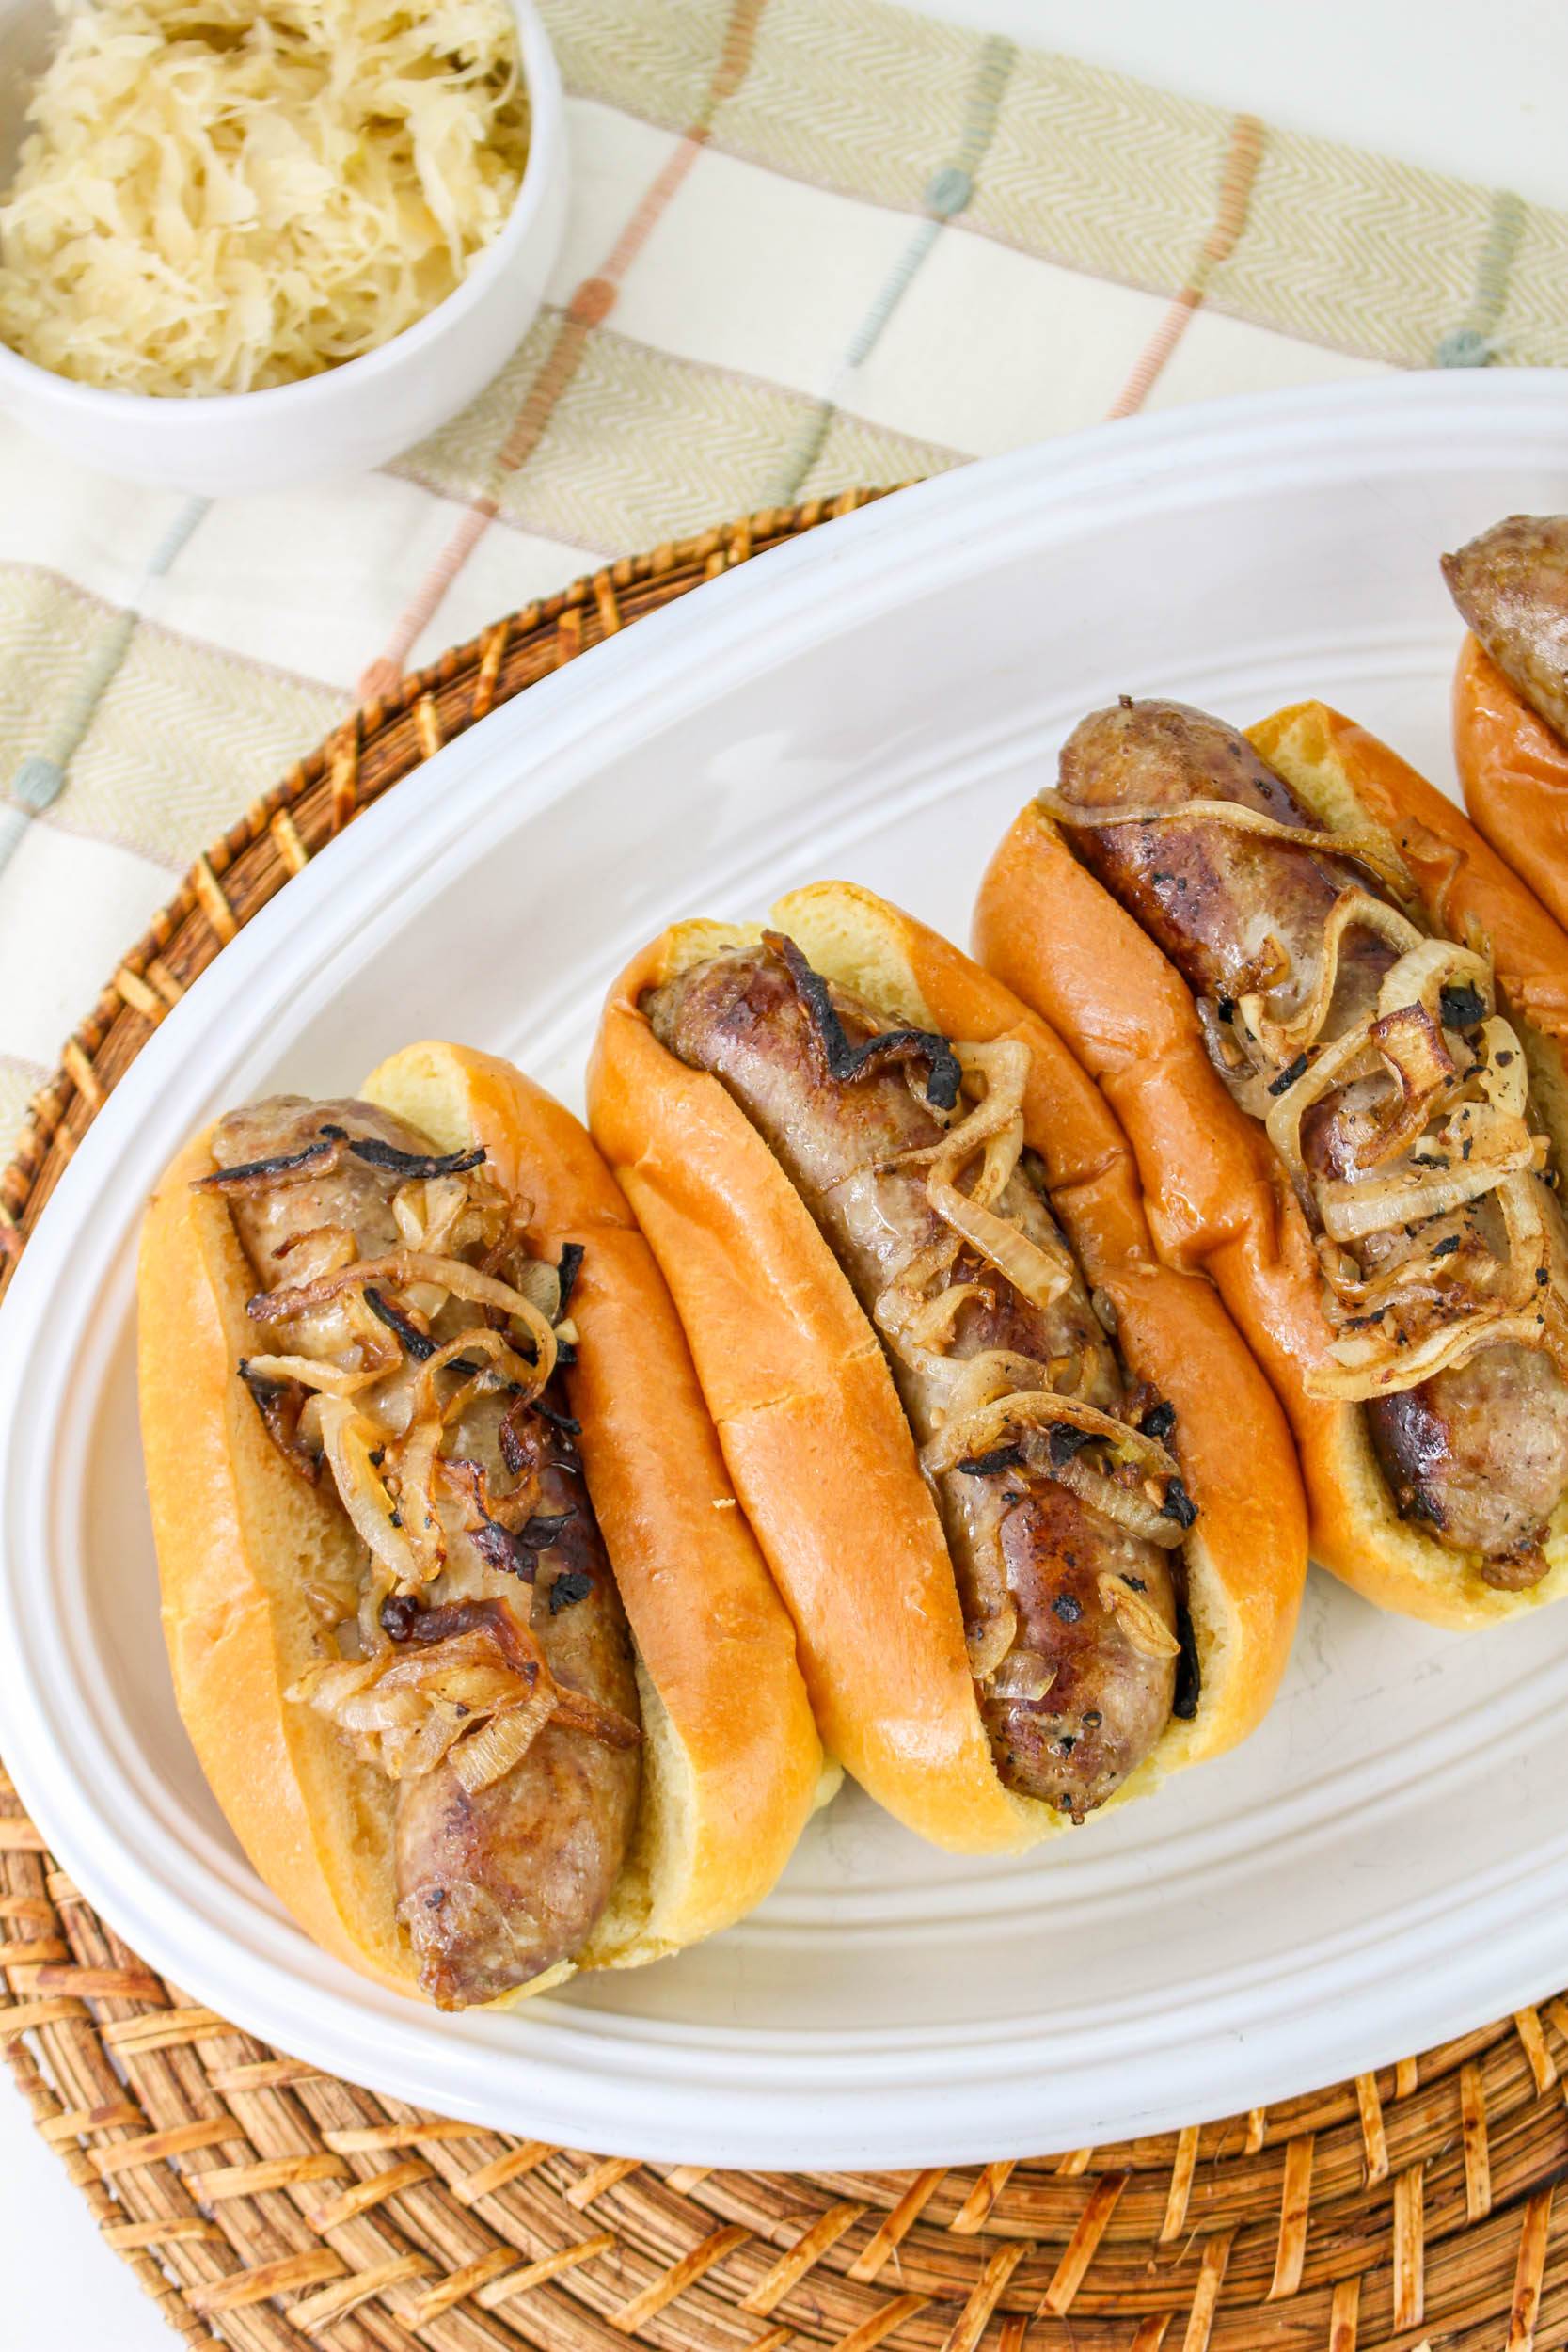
[213,1097,641,2006]
[644,946,1183,1820]
[1443,515,1568,745]
[1055,699,1568,1579]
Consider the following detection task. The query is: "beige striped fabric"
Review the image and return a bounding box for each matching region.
[396,315,964,546]
[2,0,1558,1150]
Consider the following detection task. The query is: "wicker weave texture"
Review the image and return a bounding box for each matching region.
[4,492,1568,2352]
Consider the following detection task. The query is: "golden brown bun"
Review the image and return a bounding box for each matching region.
[1452,631,1568,939]
[138,1041,827,2004]
[974,701,1568,1628]
[587,882,1305,1853]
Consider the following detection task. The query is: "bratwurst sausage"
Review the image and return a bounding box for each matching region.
[1443,515,1568,747]
[1054,698,1568,1579]
[645,940,1195,1820]
[209,1096,641,2006]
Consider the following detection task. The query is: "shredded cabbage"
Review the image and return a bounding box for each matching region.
[0,0,530,394]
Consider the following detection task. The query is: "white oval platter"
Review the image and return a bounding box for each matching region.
[4,373,1568,2169]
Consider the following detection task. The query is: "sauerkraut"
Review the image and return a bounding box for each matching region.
[0,0,531,395]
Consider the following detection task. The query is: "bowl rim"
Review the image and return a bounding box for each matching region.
[0,0,563,415]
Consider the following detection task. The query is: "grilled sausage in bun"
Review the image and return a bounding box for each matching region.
[1446,514,1568,936]
[975,696,1568,1627]
[138,1040,828,2008]
[588,882,1305,1852]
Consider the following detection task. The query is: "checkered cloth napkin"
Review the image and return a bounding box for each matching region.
[2,0,1560,1153]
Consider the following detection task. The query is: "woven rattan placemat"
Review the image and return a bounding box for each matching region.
[4,490,1568,2352]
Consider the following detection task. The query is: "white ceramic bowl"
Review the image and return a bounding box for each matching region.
[0,0,566,495]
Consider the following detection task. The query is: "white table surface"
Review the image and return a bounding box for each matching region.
[5,4,1565,2342]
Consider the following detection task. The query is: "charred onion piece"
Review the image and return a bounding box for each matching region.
[438,1458,571,1581]
[763,930,961,1110]
[1162,1478,1198,1528]
[955,1442,1026,1476]
[237,1360,322,1483]
[341,1134,488,1180]
[363,1286,437,1360]
[548,1571,594,1614]
[520,1513,573,1548]
[1173,1605,1201,1719]
[533,1399,581,1437]
[437,1452,531,1530]
[467,1518,542,1579]
[191,1133,342,1191]
[1442,982,1487,1029]
[555,1241,585,1314]
[499,1400,540,1480]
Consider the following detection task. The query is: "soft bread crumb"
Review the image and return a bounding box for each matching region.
[1252,708,1416,894]
[662,920,766,982]
[184,1177,409,1987]
[771,884,936,1030]
[579,1661,694,1969]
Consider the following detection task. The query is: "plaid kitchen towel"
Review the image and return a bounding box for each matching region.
[2,0,1562,1153]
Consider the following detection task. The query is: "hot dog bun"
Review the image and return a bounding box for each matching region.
[138,1040,829,2004]
[1452,631,1568,938]
[975,700,1568,1628]
[587,882,1305,1853]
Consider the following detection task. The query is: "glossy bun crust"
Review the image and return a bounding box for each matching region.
[1452,631,1568,939]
